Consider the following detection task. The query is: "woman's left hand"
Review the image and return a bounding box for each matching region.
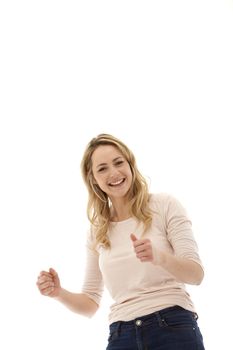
[130,233,162,265]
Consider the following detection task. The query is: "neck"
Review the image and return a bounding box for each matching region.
[110,197,131,222]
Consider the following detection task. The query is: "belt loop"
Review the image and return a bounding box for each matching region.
[155,310,167,327]
[116,321,121,336]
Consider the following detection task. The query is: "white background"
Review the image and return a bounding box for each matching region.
[0,0,233,349]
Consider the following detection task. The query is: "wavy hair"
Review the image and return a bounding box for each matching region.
[80,134,153,249]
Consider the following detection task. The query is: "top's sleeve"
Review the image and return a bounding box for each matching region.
[164,195,204,270]
[81,228,104,306]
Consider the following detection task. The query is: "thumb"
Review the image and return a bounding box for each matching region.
[49,268,60,285]
[49,268,57,276]
[130,233,138,242]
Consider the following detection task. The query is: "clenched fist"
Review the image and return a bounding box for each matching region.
[36,268,61,297]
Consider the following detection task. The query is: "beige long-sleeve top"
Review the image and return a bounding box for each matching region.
[81,193,204,324]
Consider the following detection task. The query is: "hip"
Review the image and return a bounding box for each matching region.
[106,305,205,350]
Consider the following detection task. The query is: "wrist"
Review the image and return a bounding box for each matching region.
[54,287,64,300]
[152,248,166,266]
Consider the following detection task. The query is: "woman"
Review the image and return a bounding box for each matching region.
[36,133,205,350]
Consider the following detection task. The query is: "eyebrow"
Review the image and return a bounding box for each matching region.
[96,157,123,168]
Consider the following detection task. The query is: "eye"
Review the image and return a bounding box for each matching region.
[98,167,106,172]
[115,160,124,166]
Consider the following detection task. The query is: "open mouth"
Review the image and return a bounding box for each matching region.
[108,178,126,187]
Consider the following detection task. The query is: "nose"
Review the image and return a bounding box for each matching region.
[108,166,121,179]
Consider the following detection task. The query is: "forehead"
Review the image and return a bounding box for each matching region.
[91,145,123,166]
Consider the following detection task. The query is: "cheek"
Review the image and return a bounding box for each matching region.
[95,174,107,188]
[126,168,133,183]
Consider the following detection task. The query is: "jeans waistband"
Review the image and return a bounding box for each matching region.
[109,305,198,329]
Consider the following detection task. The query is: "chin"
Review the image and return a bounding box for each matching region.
[110,189,131,199]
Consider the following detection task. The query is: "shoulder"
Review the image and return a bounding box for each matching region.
[85,226,98,251]
[149,192,186,213]
[149,192,174,207]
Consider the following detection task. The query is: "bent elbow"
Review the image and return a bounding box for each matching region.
[87,304,99,318]
[194,268,205,285]
[183,263,204,285]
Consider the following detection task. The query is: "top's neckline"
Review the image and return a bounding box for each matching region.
[110,217,135,224]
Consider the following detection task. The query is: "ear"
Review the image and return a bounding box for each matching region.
[90,172,98,185]
[92,177,98,185]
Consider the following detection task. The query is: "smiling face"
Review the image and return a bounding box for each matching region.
[91,145,133,201]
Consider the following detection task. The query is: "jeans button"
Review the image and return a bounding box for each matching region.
[136,320,142,326]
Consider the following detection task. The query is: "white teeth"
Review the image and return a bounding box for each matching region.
[109,179,124,186]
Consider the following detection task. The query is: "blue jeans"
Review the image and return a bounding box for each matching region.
[106,306,205,350]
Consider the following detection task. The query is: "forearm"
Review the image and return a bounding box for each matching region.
[54,288,99,318]
[156,251,204,285]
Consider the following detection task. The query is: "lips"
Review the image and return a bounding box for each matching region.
[108,178,125,187]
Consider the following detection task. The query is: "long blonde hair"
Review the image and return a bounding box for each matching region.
[80,134,153,249]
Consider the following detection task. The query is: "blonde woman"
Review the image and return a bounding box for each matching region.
[36,134,205,350]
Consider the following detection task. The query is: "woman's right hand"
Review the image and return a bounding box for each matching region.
[36,268,61,298]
